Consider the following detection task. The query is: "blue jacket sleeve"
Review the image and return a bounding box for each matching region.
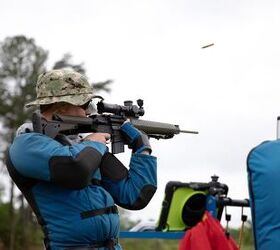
[8,132,107,189]
[100,153,157,210]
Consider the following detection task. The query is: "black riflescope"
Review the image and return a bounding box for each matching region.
[97,99,145,117]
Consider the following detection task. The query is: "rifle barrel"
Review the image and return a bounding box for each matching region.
[180,130,199,134]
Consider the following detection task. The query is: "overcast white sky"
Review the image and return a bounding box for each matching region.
[1,0,280,227]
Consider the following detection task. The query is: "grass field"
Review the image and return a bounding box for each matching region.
[119,238,254,250]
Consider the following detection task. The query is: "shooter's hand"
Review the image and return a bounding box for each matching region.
[84,133,111,144]
[120,122,152,154]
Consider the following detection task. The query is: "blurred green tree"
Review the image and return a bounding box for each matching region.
[0,35,48,250]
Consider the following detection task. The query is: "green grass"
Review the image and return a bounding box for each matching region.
[120,239,254,250]
[119,239,179,250]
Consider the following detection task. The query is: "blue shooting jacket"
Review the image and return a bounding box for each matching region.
[6,127,157,250]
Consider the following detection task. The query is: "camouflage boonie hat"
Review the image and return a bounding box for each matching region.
[25,69,94,107]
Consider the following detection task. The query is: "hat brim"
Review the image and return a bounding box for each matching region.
[25,93,95,108]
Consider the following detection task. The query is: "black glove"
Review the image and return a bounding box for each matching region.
[120,122,152,154]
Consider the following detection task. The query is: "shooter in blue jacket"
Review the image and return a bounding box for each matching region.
[6,69,157,250]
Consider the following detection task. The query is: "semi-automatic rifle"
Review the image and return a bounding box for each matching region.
[32,99,198,154]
